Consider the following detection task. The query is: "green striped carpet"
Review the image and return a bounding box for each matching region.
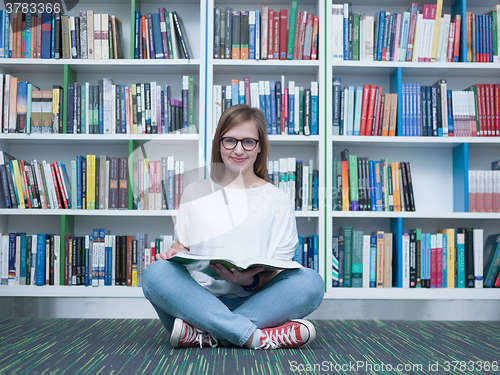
[0,318,498,374]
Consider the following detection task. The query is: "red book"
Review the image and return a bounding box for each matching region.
[267,9,274,59]
[150,242,155,264]
[53,162,68,209]
[476,84,484,137]
[279,10,288,59]
[244,76,251,106]
[446,21,455,62]
[453,15,461,62]
[373,87,383,136]
[49,163,63,209]
[292,10,302,60]
[430,235,437,288]
[495,84,500,136]
[359,85,371,136]
[310,16,319,60]
[485,84,492,136]
[494,271,500,287]
[297,11,307,60]
[436,235,443,288]
[365,85,377,136]
[273,10,280,59]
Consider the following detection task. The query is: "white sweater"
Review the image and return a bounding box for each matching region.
[174,179,298,297]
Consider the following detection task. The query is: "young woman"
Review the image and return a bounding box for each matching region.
[142,104,324,349]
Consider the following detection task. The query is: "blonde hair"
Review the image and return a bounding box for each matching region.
[211,104,269,182]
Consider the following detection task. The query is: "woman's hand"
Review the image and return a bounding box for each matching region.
[156,243,189,261]
[210,264,264,286]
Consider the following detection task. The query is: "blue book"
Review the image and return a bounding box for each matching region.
[303,236,308,268]
[416,83,422,136]
[332,77,341,135]
[369,235,376,287]
[270,81,277,134]
[80,85,86,134]
[76,155,83,209]
[167,158,174,209]
[311,82,318,135]
[294,235,303,266]
[60,163,72,209]
[373,13,380,61]
[374,161,383,211]
[121,85,126,134]
[163,85,169,133]
[0,10,4,58]
[488,15,493,62]
[20,234,27,285]
[411,83,416,136]
[134,11,141,59]
[105,236,112,285]
[35,234,46,286]
[313,170,318,210]
[313,235,319,272]
[353,86,363,136]
[50,12,55,58]
[231,81,239,107]
[369,160,376,211]
[288,87,294,135]
[84,236,90,286]
[265,83,272,131]
[402,83,407,136]
[87,235,93,286]
[332,236,340,287]
[147,14,155,59]
[41,10,51,58]
[377,11,385,61]
[255,10,260,59]
[446,89,454,136]
[307,236,314,270]
[26,12,32,58]
[457,233,465,288]
[152,13,164,59]
[249,12,255,59]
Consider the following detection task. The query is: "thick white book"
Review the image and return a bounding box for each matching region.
[103,78,113,134]
[362,235,370,288]
[87,10,94,59]
[412,13,424,62]
[168,252,302,279]
[1,234,8,285]
[302,164,309,211]
[287,157,296,204]
[99,232,105,286]
[250,82,259,110]
[155,160,162,211]
[365,16,374,61]
[2,74,9,133]
[469,170,476,212]
[92,235,99,286]
[473,229,483,288]
[213,85,222,133]
[151,81,157,131]
[94,13,101,59]
[101,14,109,59]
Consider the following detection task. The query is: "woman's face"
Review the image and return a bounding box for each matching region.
[219,120,261,178]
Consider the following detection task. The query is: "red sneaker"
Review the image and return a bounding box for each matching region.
[170,318,219,348]
[256,319,316,349]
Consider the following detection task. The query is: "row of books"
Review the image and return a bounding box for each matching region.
[0,152,186,211]
[0,230,159,287]
[293,234,319,271]
[0,9,124,59]
[332,78,398,136]
[133,9,192,60]
[465,9,499,63]
[332,227,500,288]
[0,74,197,135]
[268,158,318,212]
[468,164,500,213]
[333,150,415,212]
[213,77,319,136]
[400,82,500,137]
[214,2,319,60]
[332,2,461,63]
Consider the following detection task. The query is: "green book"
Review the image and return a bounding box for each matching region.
[352,230,364,287]
[343,226,353,287]
[348,154,359,211]
[168,252,302,280]
[286,0,298,59]
[353,13,360,61]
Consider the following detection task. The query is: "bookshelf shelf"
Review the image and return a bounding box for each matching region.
[0,285,145,298]
[332,136,500,146]
[324,288,499,300]
[269,135,320,145]
[0,134,200,144]
[332,212,500,219]
[0,209,179,216]
[212,61,320,75]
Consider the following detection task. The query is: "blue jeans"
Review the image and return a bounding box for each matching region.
[142,260,325,347]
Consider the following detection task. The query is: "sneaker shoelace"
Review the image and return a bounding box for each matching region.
[256,323,302,350]
[183,323,219,348]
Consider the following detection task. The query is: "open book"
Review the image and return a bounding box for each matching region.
[167,252,302,279]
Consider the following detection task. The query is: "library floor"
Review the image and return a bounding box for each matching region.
[0,318,498,375]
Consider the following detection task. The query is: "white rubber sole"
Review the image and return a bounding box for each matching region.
[170,318,185,348]
[290,319,317,346]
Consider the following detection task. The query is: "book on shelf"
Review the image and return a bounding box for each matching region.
[214,1,318,61]
[333,152,415,212]
[267,158,318,212]
[213,76,318,136]
[292,234,319,272]
[168,251,303,279]
[1,76,197,135]
[332,1,461,63]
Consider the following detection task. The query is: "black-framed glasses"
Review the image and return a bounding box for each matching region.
[220,137,260,151]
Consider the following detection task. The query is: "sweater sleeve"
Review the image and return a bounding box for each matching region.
[270,195,299,262]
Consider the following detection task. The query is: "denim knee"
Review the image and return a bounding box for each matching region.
[290,267,325,302]
[142,260,178,299]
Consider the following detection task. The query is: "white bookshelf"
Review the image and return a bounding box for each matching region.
[0,0,499,320]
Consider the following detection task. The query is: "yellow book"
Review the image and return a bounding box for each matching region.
[11,160,26,209]
[376,231,384,287]
[383,232,393,288]
[430,0,443,62]
[132,266,137,287]
[90,155,95,209]
[438,228,456,288]
[52,88,59,133]
[86,154,93,209]
[391,162,401,211]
